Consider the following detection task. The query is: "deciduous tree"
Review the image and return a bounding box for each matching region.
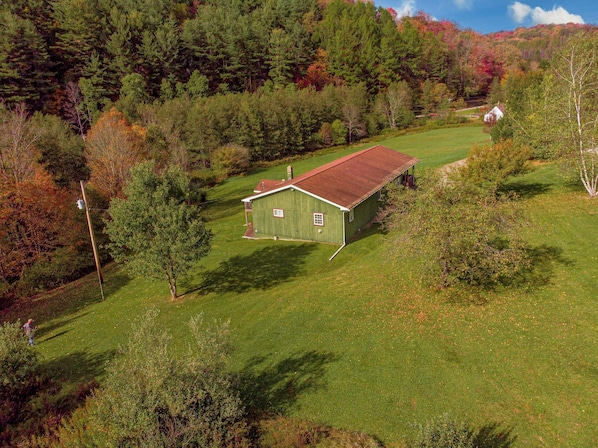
[105,162,212,299]
[32,113,88,188]
[376,81,413,129]
[341,84,368,143]
[0,170,86,289]
[382,171,530,289]
[212,144,250,179]
[459,139,533,193]
[84,108,144,199]
[0,104,41,185]
[54,310,248,447]
[550,33,598,197]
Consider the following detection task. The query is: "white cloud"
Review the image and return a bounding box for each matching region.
[530,5,584,25]
[454,0,473,10]
[508,2,585,26]
[508,2,532,23]
[395,0,416,18]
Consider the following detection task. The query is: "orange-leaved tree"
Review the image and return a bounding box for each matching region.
[0,170,87,291]
[85,108,146,200]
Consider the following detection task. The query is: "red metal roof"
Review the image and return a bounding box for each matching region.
[244,145,419,210]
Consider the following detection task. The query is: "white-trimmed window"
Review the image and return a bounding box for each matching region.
[313,212,324,226]
[273,208,284,218]
[348,209,354,223]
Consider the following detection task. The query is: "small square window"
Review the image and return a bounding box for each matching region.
[348,209,354,222]
[313,212,324,226]
[273,208,284,218]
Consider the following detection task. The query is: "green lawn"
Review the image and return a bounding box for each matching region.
[6,126,598,447]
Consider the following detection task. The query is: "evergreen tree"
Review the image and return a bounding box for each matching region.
[267,28,295,87]
[315,1,383,93]
[32,113,89,187]
[0,12,54,110]
[78,52,114,123]
[52,0,108,79]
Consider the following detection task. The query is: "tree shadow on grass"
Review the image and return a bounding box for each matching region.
[239,351,339,416]
[500,181,551,199]
[186,244,315,295]
[0,265,132,326]
[511,244,570,288]
[445,244,568,306]
[204,195,248,221]
[35,313,89,341]
[474,422,517,448]
[41,349,117,384]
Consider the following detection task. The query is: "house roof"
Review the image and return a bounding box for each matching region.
[242,145,419,211]
[484,104,505,122]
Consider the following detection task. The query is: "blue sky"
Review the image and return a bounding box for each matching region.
[375,1,598,34]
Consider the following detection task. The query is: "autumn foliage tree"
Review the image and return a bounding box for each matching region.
[0,105,93,296]
[0,170,87,294]
[84,108,145,200]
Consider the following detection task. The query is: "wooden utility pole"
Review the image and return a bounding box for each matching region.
[79,181,105,300]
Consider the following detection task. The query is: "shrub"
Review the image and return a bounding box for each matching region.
[0,321,40,402]
[212,144,251,179]
[409,414,475,448]
[459,139,533,193]
[191,168,221,188]
[18,247,94,293]
[53,310,249,447]
[0,321,41,439]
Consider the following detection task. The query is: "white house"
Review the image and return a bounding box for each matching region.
[484,104,505,123]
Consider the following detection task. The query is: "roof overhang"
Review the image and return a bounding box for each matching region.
[242,185,350,211]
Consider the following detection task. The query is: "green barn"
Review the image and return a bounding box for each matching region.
[242,145,418,252]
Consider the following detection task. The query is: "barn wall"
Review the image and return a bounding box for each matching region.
[345,193,381,241]
[251,189,344,244]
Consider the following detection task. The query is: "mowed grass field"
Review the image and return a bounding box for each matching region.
[5,126,598,447]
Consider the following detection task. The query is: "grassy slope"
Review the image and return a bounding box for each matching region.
[6,126,597,447]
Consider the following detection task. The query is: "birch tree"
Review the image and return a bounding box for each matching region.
[376,81,413,129]
[550,34,598,197]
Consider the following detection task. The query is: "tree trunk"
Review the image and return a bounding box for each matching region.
[165,269,177,299]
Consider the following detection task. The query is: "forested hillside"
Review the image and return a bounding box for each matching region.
[1,0,597,298]
[5,0,582,115]
[489,22,597,63]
